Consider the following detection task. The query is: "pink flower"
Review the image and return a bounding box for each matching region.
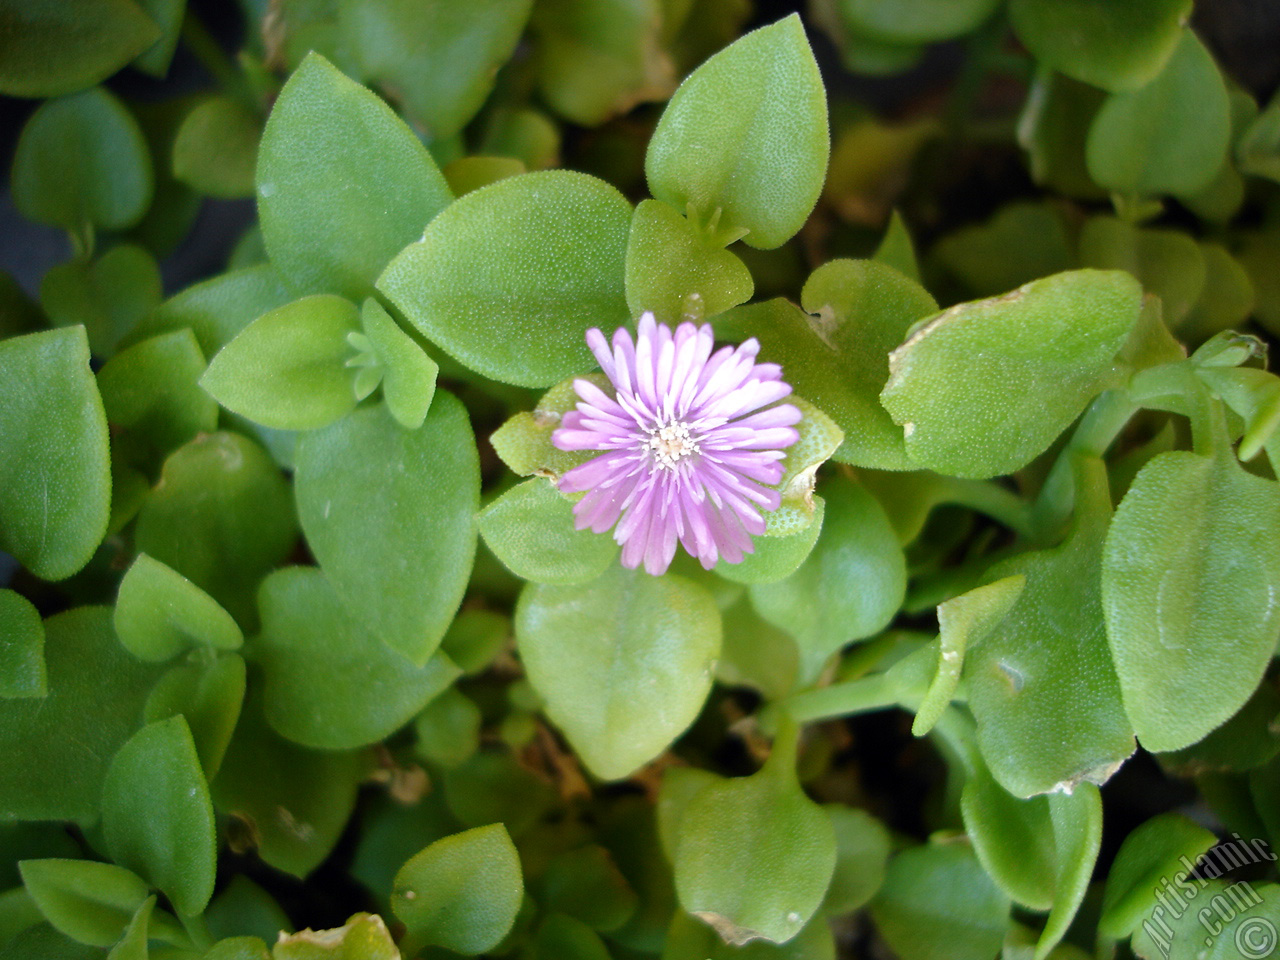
[552,312,802,575]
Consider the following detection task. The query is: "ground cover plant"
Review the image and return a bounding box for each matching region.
[2,0,1280,958]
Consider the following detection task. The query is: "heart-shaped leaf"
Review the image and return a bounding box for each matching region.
[379,170,632,388]
[646,15,827,250]
[516,566,721,779]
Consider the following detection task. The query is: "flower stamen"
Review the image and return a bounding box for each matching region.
[647,421,699,469]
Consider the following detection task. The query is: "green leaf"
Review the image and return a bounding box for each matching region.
[211,688,368,878]
[443,155,527,196]
[1035,785,1103,960]
[1129,879,1280,960]
[359,299,437,430]
[1160,682,1280,775]
[132,263,294,357]
[658,766,722,862]
[532,913,612,960]
[0,608,162,820]
[966,459,1135,797]
[1085,30,1231,198]
[172,96,261,199]
[12,87,153,231]
[760,396,844,534]
[0,0,160,97]
[205,936,270,960]
[646,14,827,250]
[294,397,479,664]
[1179,243,1256,344]
[115,553,244,662]
[912,575,1024,737]
[340,0,533,141]
[1238,94,1280,183]
[440,749,556,837]
[932,202,1074,300]
[538,845,637,932]
[873,210,920,281]
[530,0,675,127]
[126,97,203,259]
[0,327,111,581]
[1009,0,1191,92]
[833,0,1000,44]
[144,653,247,780]
[625,199,753,324]
[516,565,721,779]
[1078,216,1206,325]
[273,913,397,960]
[256,566,461,749]
[391,824,523,954]
[101,717,217,916]
[788,261,940,467]
[1017,69,1107,199]
[869,842,1009,960]
[673,728,836,945]
[135,432,297,628]
[717,494,826,585]
[664,907,836,959]
[0,922,103,960]
[414,687,481,769]
[823,117,938,228]
[749,478,905,681]
[206,875,291,945]
[0,589,46,699]
[440,609,511,675]
[1103,450,1280,753]
[714,596,801,701]
[106,895,151,960]
[97,329,217,465]
[716,277,934,470]
[812,12,925,79]
[379,169,631,388]
[489,374,605,480]
[257,52,453,300]
[131,0,184,76]
[479,107,561,170]
[41,244,161,357]
[1097,813,1216,939]
[880,269,1142,479]
[19,859,149,947]
[822,806,890,916]
[961,760,1056,912]
[478,478,619,585]
[201,294,361,431]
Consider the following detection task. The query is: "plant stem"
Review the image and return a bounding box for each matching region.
[1032,388,1135,537]
[941,477,1036,537]
[771,673,900,726]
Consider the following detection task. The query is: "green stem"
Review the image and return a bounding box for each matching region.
[1032,388,1135,537]
[939,477,1036,538]
[766,711,802,774]
[770,674,899,726]
[1193,394,1232,461]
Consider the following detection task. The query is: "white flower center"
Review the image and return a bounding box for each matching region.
[647,421,699,470]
